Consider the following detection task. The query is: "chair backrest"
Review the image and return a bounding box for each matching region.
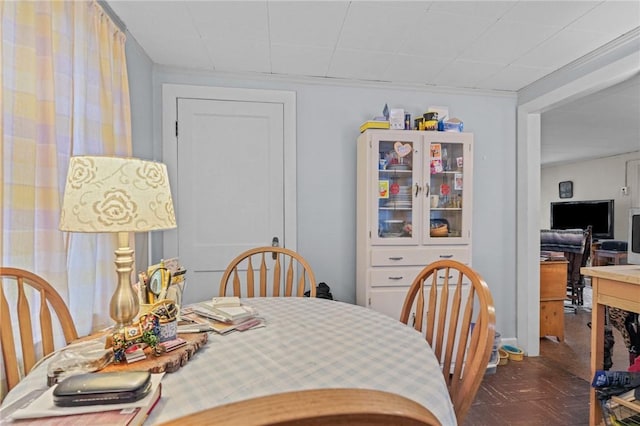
[0,267,78,392]
[219,247,317,297]
[568,225,592,284]
[157,388,442,426]
[399,260,495,424]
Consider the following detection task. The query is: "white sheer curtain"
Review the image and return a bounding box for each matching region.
[1,0,133,394]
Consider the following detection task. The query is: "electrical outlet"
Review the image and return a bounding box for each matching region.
[621,186,628,195]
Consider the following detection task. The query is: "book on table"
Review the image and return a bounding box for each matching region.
[192,300,256,324]
[1,374,162,426]
[181,299,263,335]
[181,310,263,335]
[210,296,241,308]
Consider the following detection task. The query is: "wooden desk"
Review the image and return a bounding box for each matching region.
[540,260,568,341]
[581,265,640,426]
[593,249,627,266]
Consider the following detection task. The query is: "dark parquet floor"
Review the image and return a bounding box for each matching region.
[464,307,631,426]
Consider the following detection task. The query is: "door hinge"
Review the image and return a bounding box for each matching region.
[175,121,178,137]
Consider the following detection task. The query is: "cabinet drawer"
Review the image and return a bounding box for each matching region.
[370,268,424,287]
[369,267,470,288]
[540,261,568,300]
[370,247,470,267]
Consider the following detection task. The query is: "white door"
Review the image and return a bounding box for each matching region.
[162,85,297,305]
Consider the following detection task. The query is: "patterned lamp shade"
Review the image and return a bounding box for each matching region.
[59,156,176,233]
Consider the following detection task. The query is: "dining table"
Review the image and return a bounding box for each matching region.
[1,297,458,425]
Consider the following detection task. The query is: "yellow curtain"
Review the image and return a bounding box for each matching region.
[1,0,132,341]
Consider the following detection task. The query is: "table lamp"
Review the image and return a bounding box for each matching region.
[59,156,176,329]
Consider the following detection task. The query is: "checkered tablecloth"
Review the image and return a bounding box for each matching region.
[2,298,457,425]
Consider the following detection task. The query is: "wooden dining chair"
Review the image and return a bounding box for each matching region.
[0,267,78,392]
[157,388,442,426]
[399,260,495,424]
[219,246,317,297]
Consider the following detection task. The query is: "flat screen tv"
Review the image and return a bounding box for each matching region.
[550,199,614,240]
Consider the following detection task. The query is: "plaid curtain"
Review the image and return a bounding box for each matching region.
[1,0,132,376]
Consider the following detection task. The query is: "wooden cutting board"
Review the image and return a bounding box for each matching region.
[102,332,208,374]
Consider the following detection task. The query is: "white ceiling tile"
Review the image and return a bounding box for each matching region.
[500,1,599,26]
[458,19,560,63]
[144,37,214,70]
[399,11,495,57]
[514,28,613,70]
[187,2,269,42]
[384,54,452,84]
[540,74,640,165]
[432,60,506,88]
[110,1,200,39]
[268,2,349,48]
[476,64,552,91]
[328,49,395,81]
[356,1,432,11]
[569,1,640,35]
[338,2,425,52]
[427,1,516,20]
[204,39,271,73]
[271,44,333,77]
[105,0,638,166]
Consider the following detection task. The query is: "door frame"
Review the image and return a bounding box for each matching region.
[516,32,640,356]
[161,84,297,258]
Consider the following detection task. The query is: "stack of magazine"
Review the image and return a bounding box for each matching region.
[1,373,163,425]
[180,297,264,335]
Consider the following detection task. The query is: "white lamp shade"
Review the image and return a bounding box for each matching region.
[59,156,176,233]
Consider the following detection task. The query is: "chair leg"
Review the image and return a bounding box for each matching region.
[566,281,579,314]
[577,286,583,305]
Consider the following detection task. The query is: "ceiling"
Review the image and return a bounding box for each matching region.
[541,73,640,167]
[106,1,640,165]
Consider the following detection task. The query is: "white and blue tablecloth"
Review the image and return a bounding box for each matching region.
[2,297,457,425]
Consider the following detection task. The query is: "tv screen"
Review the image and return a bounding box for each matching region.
[550,199,614,240]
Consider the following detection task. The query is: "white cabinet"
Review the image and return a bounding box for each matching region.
[356,129,473,319]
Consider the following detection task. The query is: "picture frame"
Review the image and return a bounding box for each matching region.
[454,173,463,190]
[559,181,573,199]
[147,267,171,302]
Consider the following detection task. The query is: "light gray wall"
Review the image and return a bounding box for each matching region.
[125,38,518,340]
[541,151,640,240]
[125,32,154,270]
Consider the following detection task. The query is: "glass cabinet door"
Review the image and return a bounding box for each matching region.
[372,134,421,245]
[425,137,470,244]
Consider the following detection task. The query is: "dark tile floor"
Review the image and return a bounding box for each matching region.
[464,308,631,426]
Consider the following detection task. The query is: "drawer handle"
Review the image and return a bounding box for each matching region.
[439,274,454,279]
[388,257,403,261]
[388,276,403,280]
[439,254,453,258]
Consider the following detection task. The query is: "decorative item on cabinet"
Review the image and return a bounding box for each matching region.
[443,118,464,132]
[423,112,438,131]
[360,120,390,133]
[361,104,463,133]
[389,108,405,130]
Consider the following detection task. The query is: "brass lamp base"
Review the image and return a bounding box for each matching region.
[110,231,140,329]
